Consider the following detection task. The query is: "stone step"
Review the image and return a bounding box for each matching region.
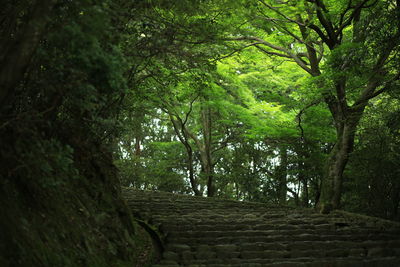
[163,248,367,260]
[165,233,393,245]
[164,243,398,258]
[164,241,397,253]
[154,256,400,267]
[160,223,387,236]
[122,189,400,267]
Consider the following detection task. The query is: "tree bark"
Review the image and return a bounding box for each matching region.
[201,106,214,197]
[170,105,214,197]
[169,116,201,196]
[277,146,288,204]
[299,169,309,207]
[186,144,201,196]
[319,107,364,212]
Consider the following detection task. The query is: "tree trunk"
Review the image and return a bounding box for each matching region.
[235,182,240,200]
[169,116,201,196]
[201,106,215,197]
[134,136,141,156]
[187,146,201,196]
[314,181,321,208]
[319,110,363,213]
[300,171,309,207]
[391,184,400,220]
[295,141,309,207]
[277,146,288,204]
[205,163,215,197]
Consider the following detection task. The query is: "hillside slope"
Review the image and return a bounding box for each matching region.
[0,146,153,267]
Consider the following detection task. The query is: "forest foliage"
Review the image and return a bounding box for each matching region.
[0,1,399,265]
[115,0,400,219]
[0,1,152,266]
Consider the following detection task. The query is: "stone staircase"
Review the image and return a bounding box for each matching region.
[122,188,400,267]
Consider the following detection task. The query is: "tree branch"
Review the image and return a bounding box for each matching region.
[183,94,199,126]
[214,42,264,61]
[296,99,322,140]
[258,0,305,27]
[253,45,292,58]
[224,36,315,75]
[336,0,371,37]
[338,0,354,27]
[224,36,289,54]
[307,23,332,48]
[297,15,322,75]
[170,115,186,145]
[323,91,340,122]
[353,71,400,108]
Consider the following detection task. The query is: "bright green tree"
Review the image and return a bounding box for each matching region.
[221,0,400,211]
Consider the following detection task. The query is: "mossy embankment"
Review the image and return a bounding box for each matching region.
[0,1,156,266]
[0,138,154,267]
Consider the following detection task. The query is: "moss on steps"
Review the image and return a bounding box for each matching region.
[123,188,400,267]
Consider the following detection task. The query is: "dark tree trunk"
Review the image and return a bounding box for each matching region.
[235,182,240,200]
[296,142,309,207]
[201,106,215,197]
[134,136,141,156]
[391,184,400,220]
[169,117,201,196]
[205,164,215,197]
[300,171,309,208]
[314,182,321,208]
[187,146,201,196]
[277,146,288,204]
[320,108,364,212]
